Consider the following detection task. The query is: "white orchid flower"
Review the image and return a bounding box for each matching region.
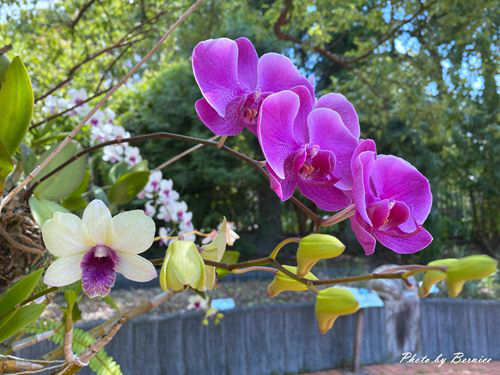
[42,200,157,298]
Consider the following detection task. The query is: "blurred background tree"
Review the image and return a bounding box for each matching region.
[1,0,498,262]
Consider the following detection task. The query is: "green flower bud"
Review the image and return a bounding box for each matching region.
[296,234,345,277]
[315,287,359,334]
[160,240,206,292]
[446,255,498,298]
[0,54,10,84]
[267,265,318,297]
[419,258,458,298]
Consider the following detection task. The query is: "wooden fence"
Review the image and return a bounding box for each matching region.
[18,298,500,374]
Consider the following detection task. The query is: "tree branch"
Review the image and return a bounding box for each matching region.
[274,0,434,67]
[25,132,322,225]
[69,0,97,29]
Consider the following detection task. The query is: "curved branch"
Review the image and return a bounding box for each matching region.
[26,132,322,224]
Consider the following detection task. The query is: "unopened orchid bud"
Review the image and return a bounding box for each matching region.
[160,240,206,292]
[445,255,497,298]
[267,265,318,297]
[315,287,359,334]
[419,258,458,298]
[296,234,345,277]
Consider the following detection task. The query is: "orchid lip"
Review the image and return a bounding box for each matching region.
[81,245,118,298]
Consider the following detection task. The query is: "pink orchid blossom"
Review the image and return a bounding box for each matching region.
[350,141,433,255]
[257,87,360,211]
[192,37,314,136]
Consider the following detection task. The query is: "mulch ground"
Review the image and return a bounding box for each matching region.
[306,361,500,374]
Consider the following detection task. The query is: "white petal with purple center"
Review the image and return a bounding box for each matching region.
[44,253,85,286]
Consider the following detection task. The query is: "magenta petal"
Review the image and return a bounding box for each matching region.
[369,199,390,228]
[389,201,411,227]
[257,53,315,99]
[351,139,376,172]
[350,215,376,255]
[192,38,243,117]
[289,85,314,144]
[267,163,297,201]
[316,93,360,139]
[235,37,258,91]
[81,247,117,298]
[371,155,432,224]
[195,98,243,136]
[298,180,351,212]
[307,108,358,188]
[374,227,433,254]
[352,151,376,226]
[257,91,300,179]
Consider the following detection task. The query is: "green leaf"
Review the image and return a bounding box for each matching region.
[92,186,109,205]
[61,169,90,210]
[0,304,46,343]
[29,195,70,227]
[216,251,240,279]
[20,144,38,175]
[108,162,129,184]
[0,269,43,324]
[0,139,13,190]
[0,56,34,156]
[108,170,149,206]
[61,196,88,211]
[33,140,87,200]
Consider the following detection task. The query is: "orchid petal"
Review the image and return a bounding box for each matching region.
[195,98,242,136]
[82,200,112,245]
[307,108,358,188]
[109,210,155,254]
[267,162,298,201]
[371,155,432,224]
[235,37,258,91]
[374,227,433,254]
[289,85,314,144]
[258,90,300,179]
[116,254,157,282]
[350,216,376,255]
[352,151,376,226]
[43,254,84,287]
[192,38,243,117]
[316,93,360,139]
[42,212,90,257]
[298,180,351,212]
[257,53,314,99]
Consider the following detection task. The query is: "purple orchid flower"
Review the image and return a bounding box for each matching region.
[350,141,433,255]
[257,87,360,211]
[192,37,314,136]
